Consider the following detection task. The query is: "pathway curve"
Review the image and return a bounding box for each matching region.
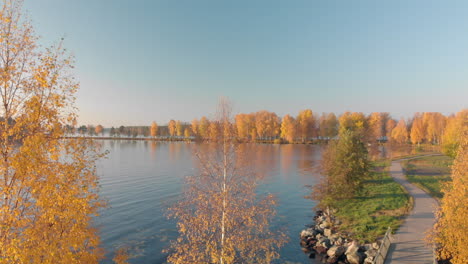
[384,158,438,264]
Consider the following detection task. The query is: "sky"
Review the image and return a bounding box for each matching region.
[24,0,468,127]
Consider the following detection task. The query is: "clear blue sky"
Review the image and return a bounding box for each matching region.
[25,0,467,126]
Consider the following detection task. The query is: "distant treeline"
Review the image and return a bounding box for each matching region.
[68,109,466,156]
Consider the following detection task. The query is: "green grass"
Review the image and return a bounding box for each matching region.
[332,160,411,243]
[402,155,453,199]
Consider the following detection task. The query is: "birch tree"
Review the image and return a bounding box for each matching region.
[431,123,467,264]
[150,121,158,138]
[0,0,105,262]
[167,98,286,264]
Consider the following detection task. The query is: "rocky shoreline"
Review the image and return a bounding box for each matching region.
[300,210,381,264]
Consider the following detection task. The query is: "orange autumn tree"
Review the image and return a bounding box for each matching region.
[168,119,176,137]
[175,120,183,137]
[0,0,105,262]
[150,121,158,138]
[431,123,467,264]
[410,114,425,145]
[95,124,104,136]
[167,98,286,264]
[280,114,296,143]
[391,119,409,144]
[442,109,467,157]
[296,109,315,142]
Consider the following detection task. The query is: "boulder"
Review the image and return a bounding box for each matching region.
[365,248,377,258]
[300,228,315,239]
[372,241,380,250]
[364,256,374,264]
[324,228,332,237]
[320,220,331,229]
[334,237,344,246]
[307,238,317,247]
[318,237,332,248]
[327,256,338,263]
[327,245,346,258]
[346,252,363,264]
[345,241,359,255]
[314,245,328,254]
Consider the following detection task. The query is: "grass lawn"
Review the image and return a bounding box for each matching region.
[332,160,411,243]
[402,155,453,199]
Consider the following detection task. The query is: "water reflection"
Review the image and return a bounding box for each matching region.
[96,141,323,264]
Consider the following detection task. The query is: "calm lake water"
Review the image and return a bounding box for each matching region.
[95,140,325,264]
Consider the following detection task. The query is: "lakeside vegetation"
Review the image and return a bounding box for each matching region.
[402,155,453,199]
[71,110,466,154]
[332,160,411,243]
[0,0,465,263]
[431,127,467,264]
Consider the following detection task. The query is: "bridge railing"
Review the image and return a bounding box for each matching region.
[372,227,392,264]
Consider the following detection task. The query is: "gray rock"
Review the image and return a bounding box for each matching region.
[372,241,380,250]
[365,248,377,258]
[300,228,314,238]
[334,237,344,246]
[318,238,332,249]
[345,241,359,255]
[327,245,346,258]
[346,252,363,264]
[364,256,374,264]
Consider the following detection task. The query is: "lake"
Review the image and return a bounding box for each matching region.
[95,140,326,263]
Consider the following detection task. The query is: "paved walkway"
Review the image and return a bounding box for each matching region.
[384,159,438,264]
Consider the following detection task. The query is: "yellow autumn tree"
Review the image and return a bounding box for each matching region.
[208,121,219,140]
[183,127,190,139]
[255,111,280,140]
[0,0,105,262]
[296,109,315,142]
[368,112,391,141]
[423,112,446,144]
[168,119,176,137]
[198,116,209,139]
[167,98,286,264]
[385,118,397,140]
[431,124,467,264]
[150,121,158,138]
[176,120,183,137]
[280,114,296,143]
[235,113,255,141]
[338,112,368,140]
[95,124,104,136]
[391,119,409,144]
[442,109,467,157]
[410,114,425,145]
[191,118,199,138]
[318,113,338,139]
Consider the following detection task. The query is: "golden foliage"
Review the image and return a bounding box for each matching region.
[431,123,467,263]
[296,109,315,142]
[280,114,296,143]
[168,119,176,137]
[95,124,103,136]
[175,120,183,137]
[319,113,338,139]
[0,0,105,262]
[150,121,158,137]
[167,99,286,264]
[410,114,425,145]
[338,112,368,139]
[442,109,467,157]
[112,247,130,264]
[391,119,409,144]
